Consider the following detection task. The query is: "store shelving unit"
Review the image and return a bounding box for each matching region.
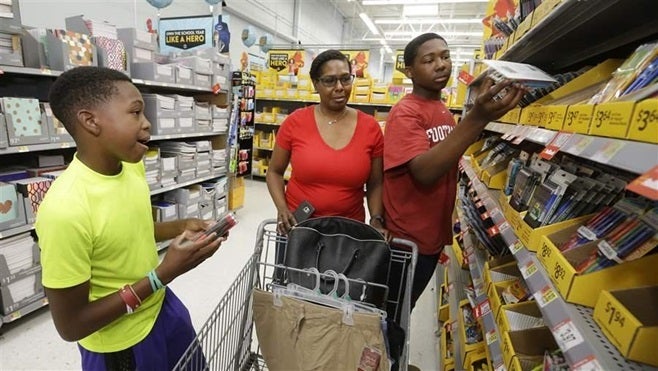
[484,122,658,175]
[0,64,232,328]
[444,244,469,369]
[460,158,657,371]
[458,208,507,371]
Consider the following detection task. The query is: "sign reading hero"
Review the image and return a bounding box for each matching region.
[165,29,206,50]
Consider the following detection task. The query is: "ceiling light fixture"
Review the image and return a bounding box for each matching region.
[403,5,438,16]
[359,12,380,36]
[363,0,489,5]
[374,17,482,24]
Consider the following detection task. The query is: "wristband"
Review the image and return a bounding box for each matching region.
[119,284,141,314]
[148,270,166,292]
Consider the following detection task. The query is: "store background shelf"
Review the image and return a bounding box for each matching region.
[484,122,658,174]
[460,157,658,370]
[445,243,472,369]
[501,0,658,71]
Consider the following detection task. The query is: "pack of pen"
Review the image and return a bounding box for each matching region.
[560,198,652,253]
[509,158,553,212]
[504,151,530,196]
[524,170,578,228]
[576,208,657,274]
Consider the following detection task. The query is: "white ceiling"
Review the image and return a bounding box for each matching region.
[328,0,489,58]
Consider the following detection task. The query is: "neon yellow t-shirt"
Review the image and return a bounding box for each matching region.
[36,155,165,352]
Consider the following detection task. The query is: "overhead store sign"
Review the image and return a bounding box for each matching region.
[267,50,305,75]
[159,15,213,54]
[340,50,370,78]
[393,50,406,80]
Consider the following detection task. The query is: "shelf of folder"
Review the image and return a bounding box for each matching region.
[0,65,217,94]
[0,223,34,240]
[460,157,657,370]
[1,295,48,328]
[0,141,76,155]
[484,122,658,175]
[498,0,658,71]
[150,174,223,196]
[255,97,394,108]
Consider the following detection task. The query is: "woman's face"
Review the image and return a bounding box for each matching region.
[313,59,353,111]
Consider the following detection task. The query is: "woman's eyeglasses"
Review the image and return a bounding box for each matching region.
[317,74,355,88]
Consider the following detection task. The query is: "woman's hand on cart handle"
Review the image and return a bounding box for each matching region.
[277,207,297,235]
[369,216,392,242]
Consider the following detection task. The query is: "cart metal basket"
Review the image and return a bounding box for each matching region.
[174,219,418,371]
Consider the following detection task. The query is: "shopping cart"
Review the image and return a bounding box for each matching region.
[173,218,418,371]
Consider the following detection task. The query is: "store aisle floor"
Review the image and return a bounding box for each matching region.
[0,179,440,370]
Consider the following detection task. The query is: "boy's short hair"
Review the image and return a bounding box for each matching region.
[309,49,352,81]
[404,33,447,66]
[48,66,132,137]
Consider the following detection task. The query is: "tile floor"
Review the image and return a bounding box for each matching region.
[0,179,440,370]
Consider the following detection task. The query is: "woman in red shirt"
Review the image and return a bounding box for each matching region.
[266,49,388,238]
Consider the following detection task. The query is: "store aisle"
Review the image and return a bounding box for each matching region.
[0,179,440,370]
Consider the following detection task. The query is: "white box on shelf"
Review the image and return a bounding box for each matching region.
[131,62,175,84]
[194,72,212,88]
[117,28,157,51]
[174,65,195,85]
[152,201,178,222]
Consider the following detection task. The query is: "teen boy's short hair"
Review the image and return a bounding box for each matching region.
[48,66,132,137]
[403,33,447,67]
[309,49,352,81]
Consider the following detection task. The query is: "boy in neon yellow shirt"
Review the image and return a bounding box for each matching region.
[36,66,224,369]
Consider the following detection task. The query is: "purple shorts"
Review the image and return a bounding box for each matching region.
[78,288,204,371]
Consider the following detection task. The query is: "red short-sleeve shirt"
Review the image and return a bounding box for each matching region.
[276,106,384,222]
[383,94,457,255]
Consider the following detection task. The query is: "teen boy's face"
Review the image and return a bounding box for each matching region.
[96,81,151,164]
[406,38,452,93]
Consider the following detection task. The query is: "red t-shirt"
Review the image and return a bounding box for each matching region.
[276,106,384,222]
[383,94,457,255]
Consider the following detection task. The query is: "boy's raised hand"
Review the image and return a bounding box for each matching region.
[466,77,527,125]
[156,229,224,286]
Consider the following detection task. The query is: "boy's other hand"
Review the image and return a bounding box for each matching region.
[156,230,224,285]
[467,78,527,125]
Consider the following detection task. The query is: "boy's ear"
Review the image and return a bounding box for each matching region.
[404,66,414,80]
[77,110,101,136]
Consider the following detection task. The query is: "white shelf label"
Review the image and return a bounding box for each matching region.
[534,285,558,308]
[486,328,498,345]
[553,320,585,352]
[520,261,538,279]
[509,240,524,254]
[573,356,603,371]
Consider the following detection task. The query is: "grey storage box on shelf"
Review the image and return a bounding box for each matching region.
[0,0,22,34]
[174,64,195,85]
[174,56,212,75]
[143,94,178,135]
[164,185,202,205]
[152,201,178,222]
[0,233,40,286]
[0,97,50,146]
[177,116,195,133]
[178,202,200,219]
[131,62,175,83]
[199,200,214,220]
[193,72,212,88]
[0,33,23,67]
[0,268,44,315]
[117,27,157,51]
[41,103,73,143]
[22,29,97,71]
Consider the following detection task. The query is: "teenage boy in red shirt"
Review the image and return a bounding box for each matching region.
[383,33,525,313]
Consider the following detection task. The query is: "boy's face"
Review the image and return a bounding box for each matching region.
[95,81,151,164]
[405,38,452,93]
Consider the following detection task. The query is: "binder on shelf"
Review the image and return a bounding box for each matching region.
[0,233,39,286]
[0,183,27,232]
[0,268,44,315]
[0,97,50,146]
[21,29,98,71]
[0,114,8,149]
[0,0,21,34]
[0,32,23,67]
